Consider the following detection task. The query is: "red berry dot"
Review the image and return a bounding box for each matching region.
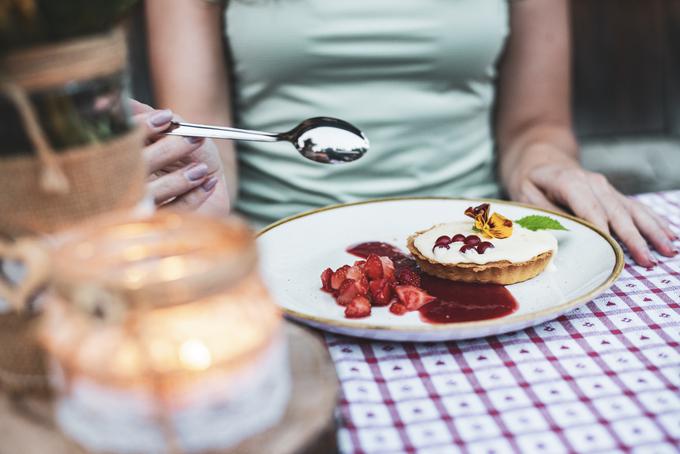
[476,241,495,254]
[435,235,451,246]
[432,243,450,253]
[465,235,481,246]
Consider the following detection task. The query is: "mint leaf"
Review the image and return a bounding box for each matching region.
[515,215,568,231]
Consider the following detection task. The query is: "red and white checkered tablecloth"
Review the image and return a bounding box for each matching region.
[326,191,680,454]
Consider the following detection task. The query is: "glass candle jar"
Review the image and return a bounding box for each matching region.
[39,212,290,454]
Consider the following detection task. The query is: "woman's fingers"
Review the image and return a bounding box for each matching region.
[517,180,565,213]
[129,99,154,115]
[143,135,205,174]
[164,176,219,211]
[623,197,678,257]
[126,100,226,215]
[589,178,676,263]
[537,170,610,234]
[148,163,210,205]
[593,184,655,267]
[634,200,678,242]
[133,108,174,143]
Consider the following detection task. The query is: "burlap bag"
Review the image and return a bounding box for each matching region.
[0,126,145,237]
[0,27,146,395]
[0,27,146,237]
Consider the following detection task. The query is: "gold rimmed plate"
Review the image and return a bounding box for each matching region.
[257,198,624,342]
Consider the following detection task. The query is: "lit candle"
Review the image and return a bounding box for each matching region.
[40,213,290,454]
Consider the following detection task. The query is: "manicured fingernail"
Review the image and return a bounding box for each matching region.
[202,176,218,192]
[185,136,203,144]
[184,163,208,181]
[149,109,173,127]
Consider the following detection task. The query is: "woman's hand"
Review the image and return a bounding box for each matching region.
[131,100,230,217]
[505,144,678,268]
[495,0,677,267]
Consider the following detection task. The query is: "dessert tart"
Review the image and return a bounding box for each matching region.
[407,203,559,285]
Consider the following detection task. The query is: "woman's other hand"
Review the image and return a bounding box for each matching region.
[131,100,230,217]
[505,144,678,267]
[496,0,677,267]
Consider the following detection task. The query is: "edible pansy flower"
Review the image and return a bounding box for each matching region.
[464,203,490,231]
[464,203,513,239]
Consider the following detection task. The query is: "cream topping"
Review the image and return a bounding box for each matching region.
[413,221,558,265]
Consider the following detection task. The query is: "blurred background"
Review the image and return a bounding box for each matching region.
[125,0,680,195]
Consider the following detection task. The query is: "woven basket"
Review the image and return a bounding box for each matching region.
[0,127,145,238]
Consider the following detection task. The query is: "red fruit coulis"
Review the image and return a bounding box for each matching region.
[419,275,517,323]
[347,241,518,324]
[347,242,406,260]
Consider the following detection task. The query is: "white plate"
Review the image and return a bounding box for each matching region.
[257,198,624,342]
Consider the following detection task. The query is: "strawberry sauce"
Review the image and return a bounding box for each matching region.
[347,242,406,260]
[419,275,517,323]
[347,241,518,323]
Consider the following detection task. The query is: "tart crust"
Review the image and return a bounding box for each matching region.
[406,233,553,285]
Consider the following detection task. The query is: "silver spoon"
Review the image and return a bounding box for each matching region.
[165,117,369,164]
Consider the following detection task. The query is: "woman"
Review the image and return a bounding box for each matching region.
[142,0,676,267]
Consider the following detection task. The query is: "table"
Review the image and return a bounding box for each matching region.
[326,190,680,454]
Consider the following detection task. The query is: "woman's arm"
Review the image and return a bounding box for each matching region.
[496,0,676,266]
[145,0,237,205]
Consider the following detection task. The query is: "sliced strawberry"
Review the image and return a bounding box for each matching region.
[393,256,417,270]
[389,302,408,316]
[369,278,393,306]
[394,285,436,311]
[346,265,365,282]
[395,267,421,287]
[379,256,395,281]
[331,265,351,290]
[353,260,366,271]
[364,254,384,280]
[320,267,333,292]
[336,279,360,306]
[354,275,370,295]
[345,296,371,318]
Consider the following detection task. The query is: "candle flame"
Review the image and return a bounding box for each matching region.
[179,339,212,371]
[159,256,190,281]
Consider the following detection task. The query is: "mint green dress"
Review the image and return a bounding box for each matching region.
[225,0,509,226]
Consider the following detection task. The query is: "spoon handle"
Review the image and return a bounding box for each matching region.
[165,121,280,142]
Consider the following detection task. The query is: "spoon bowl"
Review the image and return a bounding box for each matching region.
[165,117,369,164]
